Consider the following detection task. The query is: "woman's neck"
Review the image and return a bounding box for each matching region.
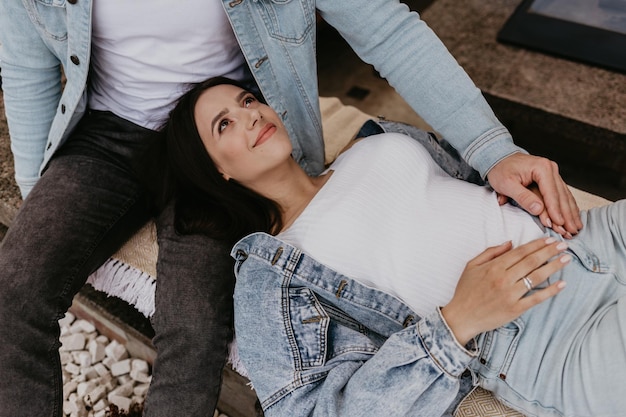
[279,170,332,232]
[247,159,332,232]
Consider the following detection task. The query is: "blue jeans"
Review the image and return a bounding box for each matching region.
[473,201,626,417]
[0,111,234,417]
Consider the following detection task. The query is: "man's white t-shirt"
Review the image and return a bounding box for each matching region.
[88,0,249,129]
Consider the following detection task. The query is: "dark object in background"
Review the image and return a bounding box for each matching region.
[498,0,626,74]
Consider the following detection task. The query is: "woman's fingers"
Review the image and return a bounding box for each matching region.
[474,237,568,274]
[515,252,571,299]
[518,277,568,312]
[508,238,569,284]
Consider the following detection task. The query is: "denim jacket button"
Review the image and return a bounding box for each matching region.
[271,247,283,265]
[499,373,506,380]
[61,104,66,114]
[402,314,415,328]
[254,56,268,68]
[70,55,80,65]
[67,0,77,4]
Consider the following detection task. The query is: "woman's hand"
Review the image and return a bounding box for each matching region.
[441,237,571,346]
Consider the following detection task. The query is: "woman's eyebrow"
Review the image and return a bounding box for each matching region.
[210,90,250,134]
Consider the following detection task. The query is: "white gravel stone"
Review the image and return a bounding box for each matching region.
[65,362,81,376]
[75,351,92,368]
[58,312,76,329]
[76,381,97,398]
[129,368,151,384]
[93,363,109,377]
[110,358,131,377]
[60,333,86,352]
[56,311,231,417]
[132,383,149,397]
[93,398,108,412]
[108,395,132,412]
[60,351,73,365]
[109,381,134,399]
[104,340,128,362]
[117,375,132,385]
[63,380,78,400]
[101,356,116,370]
[84,385,107,407]
[88,340,106,363]
[81,365,99,380]
[71,319,96,334]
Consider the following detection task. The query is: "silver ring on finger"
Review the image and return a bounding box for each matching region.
[522,276,533,291]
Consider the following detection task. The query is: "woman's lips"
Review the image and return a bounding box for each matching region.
[254,123,276,147]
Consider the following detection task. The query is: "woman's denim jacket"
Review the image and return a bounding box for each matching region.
[231,230,478,417]
[0,0,523,197]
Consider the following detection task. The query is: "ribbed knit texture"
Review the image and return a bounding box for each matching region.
[279,133,545,316]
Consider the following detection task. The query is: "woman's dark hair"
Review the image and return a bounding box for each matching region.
[143,76,283,244]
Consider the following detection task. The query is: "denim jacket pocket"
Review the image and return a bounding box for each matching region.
[318,299,383,359]
[254,0,315,43]
[26,0,68,41]
[288,288,330,369]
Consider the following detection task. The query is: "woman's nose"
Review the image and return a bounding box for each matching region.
[245,108,262,129]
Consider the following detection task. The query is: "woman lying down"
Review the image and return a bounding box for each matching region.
[154,77,626,417]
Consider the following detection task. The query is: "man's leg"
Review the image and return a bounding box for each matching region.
[0,111,151,416]
[143,203,235,416]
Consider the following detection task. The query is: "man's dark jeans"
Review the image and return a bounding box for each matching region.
[0,111,234,416]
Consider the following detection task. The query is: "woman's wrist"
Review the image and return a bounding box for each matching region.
[440,304,479,347]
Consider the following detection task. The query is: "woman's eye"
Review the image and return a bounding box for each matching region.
[244,96,256,107]
[218,119,230,133]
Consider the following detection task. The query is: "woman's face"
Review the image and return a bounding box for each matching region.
[194,84,293,185]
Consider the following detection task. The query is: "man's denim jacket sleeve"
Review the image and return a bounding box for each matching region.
[231,233,478,417]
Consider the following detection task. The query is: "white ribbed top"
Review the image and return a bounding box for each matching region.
[279,133,545,316]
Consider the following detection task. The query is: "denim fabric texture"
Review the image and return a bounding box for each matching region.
[0,0,524,197]
[232,199,626,417]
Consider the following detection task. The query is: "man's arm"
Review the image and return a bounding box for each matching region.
[315,0,581,234]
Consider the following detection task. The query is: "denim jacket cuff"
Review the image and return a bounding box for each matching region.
[461,127,528,179]
[417,308,478,378]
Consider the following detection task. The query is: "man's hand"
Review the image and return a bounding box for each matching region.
[487,153,582,238]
